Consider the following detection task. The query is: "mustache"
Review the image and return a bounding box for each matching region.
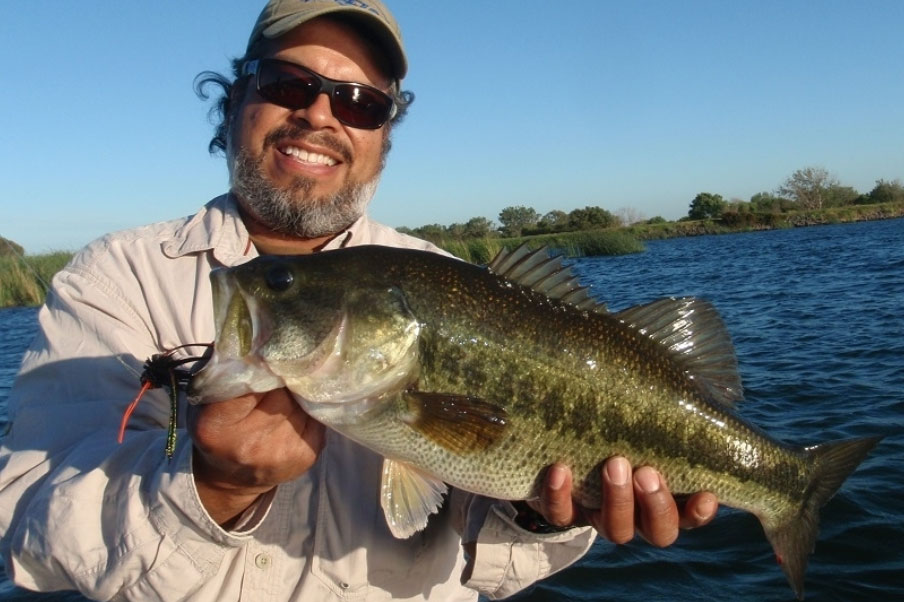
[263,124,353,164]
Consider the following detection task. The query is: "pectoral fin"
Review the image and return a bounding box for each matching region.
[380,458,448,538]
[402,391,508,454]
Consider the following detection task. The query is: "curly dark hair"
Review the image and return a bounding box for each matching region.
[194,52,414,156]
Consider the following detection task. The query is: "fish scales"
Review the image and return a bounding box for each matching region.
[189,244,882,599]
[372,251,808,512]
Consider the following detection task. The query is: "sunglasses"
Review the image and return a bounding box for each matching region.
[242,58,396,129]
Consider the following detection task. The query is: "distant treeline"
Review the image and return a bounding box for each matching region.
[2,200,902,308]
[3,169,902,307]
[399,168,904,247]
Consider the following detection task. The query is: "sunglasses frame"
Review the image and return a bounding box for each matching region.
[242,58,396,129]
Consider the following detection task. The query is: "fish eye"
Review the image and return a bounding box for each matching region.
[265,264,294,292]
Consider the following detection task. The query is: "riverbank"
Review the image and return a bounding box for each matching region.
[627,200,904,240]
[437,200,904,263]
[2,201,901,308]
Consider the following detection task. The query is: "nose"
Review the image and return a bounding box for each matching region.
[292,92,340,130]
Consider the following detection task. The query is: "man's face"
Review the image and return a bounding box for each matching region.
[227,17,392,239]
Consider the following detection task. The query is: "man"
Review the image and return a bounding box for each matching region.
[0,1,717,600]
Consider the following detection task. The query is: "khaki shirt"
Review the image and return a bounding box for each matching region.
[0,195,595,601]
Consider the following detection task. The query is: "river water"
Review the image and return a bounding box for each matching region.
[1,219,902,601]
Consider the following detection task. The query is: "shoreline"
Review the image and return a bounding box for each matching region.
[626,201,904,241]
[2,203,901,309]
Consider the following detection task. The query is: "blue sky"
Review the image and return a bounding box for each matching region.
[3,1,903,254]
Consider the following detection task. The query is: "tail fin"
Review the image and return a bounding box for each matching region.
[763,436,882,600]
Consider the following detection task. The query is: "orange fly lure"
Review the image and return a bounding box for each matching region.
[118,344,212,458]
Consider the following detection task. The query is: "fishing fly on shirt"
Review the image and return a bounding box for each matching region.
[118,343,212,459]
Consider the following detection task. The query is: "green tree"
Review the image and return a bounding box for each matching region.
[567,206,617,231]
[868,179,904,204]
[749,191,788,213]
[408,223,445,244]
[822,185,860,208]
[539,210,568,230]
[463,217,495,238]
[445,223,466,239]
[688,192,726,220]
[498,206,539,237]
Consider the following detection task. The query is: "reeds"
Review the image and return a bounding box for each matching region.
[0,252,72,307]
[439,230,644,263]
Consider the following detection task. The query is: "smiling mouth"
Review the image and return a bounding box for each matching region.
[279,145,338,167]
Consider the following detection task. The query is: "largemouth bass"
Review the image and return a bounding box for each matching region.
[189,244,881,599]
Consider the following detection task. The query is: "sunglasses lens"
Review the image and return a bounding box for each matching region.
[332,85,394,129]
[257,62,320,111]
[254,60,393,129]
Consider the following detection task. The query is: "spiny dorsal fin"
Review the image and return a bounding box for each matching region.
[487,244,606,313]
[380,458,448,538]
[615,297,744,407]
[401,391,508,454]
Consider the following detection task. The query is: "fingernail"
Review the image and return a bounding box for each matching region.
[606,457,630,486]
[548,465,567,491]
[695,496,717,520]
[635,467,661,494]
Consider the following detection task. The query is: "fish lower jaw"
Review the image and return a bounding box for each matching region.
[188,356,285,404]
[293,391,389,427]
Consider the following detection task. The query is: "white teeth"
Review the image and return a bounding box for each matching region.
[281,146,337,166]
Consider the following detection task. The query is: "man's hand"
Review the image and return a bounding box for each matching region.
[187,388,325,527]
[535,458,718,546]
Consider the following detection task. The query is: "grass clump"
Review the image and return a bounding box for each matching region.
[440,230,644,263]
[0,252,72,307]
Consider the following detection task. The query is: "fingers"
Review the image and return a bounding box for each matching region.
[679,491,719,529]
[189,388,326,526]
[633,466,679,547]
[595,456,635,543]
[590,458,718,547]
[537,464,578,527]
[189,388,325,488]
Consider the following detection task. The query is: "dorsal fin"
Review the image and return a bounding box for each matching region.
[615,297,744,407]
[487,244,606,313]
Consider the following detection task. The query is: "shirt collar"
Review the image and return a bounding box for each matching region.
[320,214,374,251]
[162,193,375,264]
[162,194,251,266]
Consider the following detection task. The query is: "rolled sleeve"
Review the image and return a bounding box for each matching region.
[454,493,596,599]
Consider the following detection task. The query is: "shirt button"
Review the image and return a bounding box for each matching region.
[254,553,272,570]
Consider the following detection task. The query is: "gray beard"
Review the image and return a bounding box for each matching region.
[230,149,379,239]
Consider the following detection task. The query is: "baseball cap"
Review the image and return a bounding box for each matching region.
[247,0,407,81]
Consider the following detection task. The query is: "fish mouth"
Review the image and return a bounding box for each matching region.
[214,272,255,358]
[187,269,284,404]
